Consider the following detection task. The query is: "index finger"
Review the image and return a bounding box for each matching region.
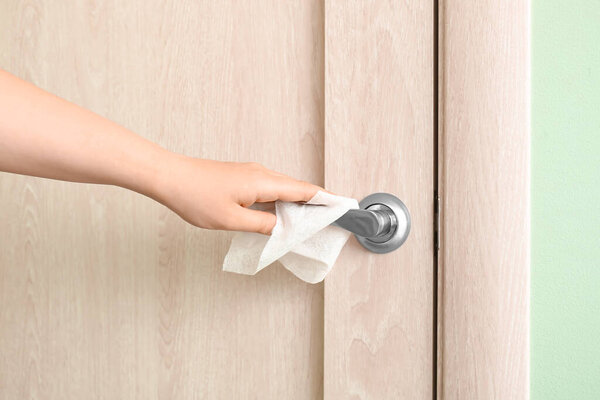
[255,176,324,203]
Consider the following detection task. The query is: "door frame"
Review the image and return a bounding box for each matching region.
[437,1,530,399]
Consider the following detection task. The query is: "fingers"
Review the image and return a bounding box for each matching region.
[229,205,277,235]
[244,163,331,203]
[223,163,339,234]
[272,177,321,202]
[252,175,322,204]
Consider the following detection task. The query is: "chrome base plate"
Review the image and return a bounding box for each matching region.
[355,193,411,254]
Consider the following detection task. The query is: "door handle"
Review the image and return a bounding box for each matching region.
[333,193,410,254]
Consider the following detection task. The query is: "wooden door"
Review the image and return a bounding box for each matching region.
[0,1,434,399]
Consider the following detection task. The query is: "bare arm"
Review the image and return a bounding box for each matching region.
[0,69,321,234]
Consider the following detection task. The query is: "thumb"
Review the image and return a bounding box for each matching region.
[230,205,277,235]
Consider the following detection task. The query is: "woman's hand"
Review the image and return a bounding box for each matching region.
[150,156,322,235]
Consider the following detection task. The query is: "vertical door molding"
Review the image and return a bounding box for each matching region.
[437,1,530,399]
[324,1,435,398]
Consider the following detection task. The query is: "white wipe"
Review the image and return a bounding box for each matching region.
[223,191,359,283]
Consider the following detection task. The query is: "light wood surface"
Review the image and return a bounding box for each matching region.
[323,1,435,398]
[437,0,530,399]
[0,1,325,398]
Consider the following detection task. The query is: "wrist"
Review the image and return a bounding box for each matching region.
[118,142,175,202]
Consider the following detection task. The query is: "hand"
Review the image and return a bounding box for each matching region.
[152,155,322,235]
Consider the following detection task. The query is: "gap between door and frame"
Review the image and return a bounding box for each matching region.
[432,0,440,399]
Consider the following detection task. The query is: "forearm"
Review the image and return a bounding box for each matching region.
[0,69,322,234]
[0,69,169,196]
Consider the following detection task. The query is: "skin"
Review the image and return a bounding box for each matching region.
[0,69,323,234]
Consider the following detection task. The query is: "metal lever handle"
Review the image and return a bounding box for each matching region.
[332,193,411,254]
[333,208,396,238]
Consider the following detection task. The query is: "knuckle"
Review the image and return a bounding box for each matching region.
[241,163,267,182]
[250,169,268,183]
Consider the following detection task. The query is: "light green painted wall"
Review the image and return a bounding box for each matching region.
[532,0,600,398]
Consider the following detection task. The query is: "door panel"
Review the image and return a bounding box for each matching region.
[323,1,435,398]
[0,1,324,398]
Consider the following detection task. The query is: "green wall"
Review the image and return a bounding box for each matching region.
[532,0,600,398]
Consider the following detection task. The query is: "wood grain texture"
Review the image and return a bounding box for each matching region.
[0,1,324,399]
[323,1,434,398]
[437,0,530,399]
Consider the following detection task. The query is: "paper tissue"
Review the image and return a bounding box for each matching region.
[222,191,359,283]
